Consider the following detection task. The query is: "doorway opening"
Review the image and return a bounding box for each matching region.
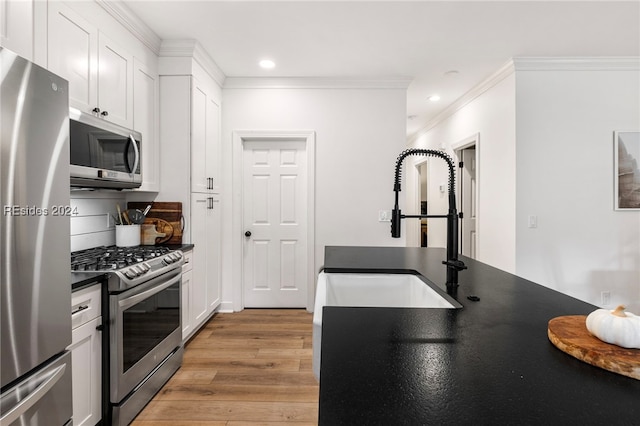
[453,134,479,259]
[416,161,429,247]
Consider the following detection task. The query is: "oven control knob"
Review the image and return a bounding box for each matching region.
[124,269,138,279]
[141,262,151,272]
[163,255,173,265]
[133,265,145,275]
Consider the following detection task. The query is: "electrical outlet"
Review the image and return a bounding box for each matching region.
[601,291,611,306]
[528,215,537,228]
[379,210,391,222]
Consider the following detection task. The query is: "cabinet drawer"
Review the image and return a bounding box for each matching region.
[182,250,193,273]
[71,284,101,329]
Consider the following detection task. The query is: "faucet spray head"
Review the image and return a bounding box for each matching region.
[391,208,401,238]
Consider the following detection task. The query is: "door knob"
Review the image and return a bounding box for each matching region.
[245,231,252,237]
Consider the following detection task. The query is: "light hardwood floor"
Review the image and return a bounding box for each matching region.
[131,309,319,425]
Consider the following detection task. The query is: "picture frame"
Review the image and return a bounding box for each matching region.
[614,131,640,210]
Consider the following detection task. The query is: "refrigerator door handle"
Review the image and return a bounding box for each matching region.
[0,363,67,425]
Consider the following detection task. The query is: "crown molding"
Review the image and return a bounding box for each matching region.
[95,0,162,54]
[408,56,640,144]
[513,57,640,71]
[223,76,413,90]
[408,59,515,144]
[159,40,226,86]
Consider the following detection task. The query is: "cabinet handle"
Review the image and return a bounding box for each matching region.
[71,305,89,316]
[101,110,109,117]
[208,197,214,209]
[92,107,100,114]
[96,324,104,332]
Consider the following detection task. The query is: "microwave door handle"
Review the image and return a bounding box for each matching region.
[129,134,140,176]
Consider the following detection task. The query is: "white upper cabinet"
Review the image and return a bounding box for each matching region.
[191,77,221,193]
[133,58,159,192]
[48,1,133,128]
[97,32,133,127]
[1,0,34,61]
[48,1,97,113]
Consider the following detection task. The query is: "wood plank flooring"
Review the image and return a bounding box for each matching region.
[131,309,319,425]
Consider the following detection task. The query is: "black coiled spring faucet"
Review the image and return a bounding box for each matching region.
[391,149,467,291]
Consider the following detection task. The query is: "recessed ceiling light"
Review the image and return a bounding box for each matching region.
[444,70,459,77]
[428,95,441,102]
[259,59,275,69]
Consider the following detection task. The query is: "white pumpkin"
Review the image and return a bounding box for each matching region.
[585,305,640,349]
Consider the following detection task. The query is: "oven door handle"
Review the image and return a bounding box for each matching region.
[118,273,180,310]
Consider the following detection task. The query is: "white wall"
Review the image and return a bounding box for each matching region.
[409,71,517,274]
[221,84,407,309]
[515,63,640,311]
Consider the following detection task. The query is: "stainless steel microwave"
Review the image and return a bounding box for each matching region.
[69,108,142,189]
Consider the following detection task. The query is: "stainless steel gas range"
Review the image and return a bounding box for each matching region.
[71,245,184,425]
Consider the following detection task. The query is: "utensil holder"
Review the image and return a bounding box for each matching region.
[115,225,140,247]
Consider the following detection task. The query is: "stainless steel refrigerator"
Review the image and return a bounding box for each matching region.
[1,47,73,425]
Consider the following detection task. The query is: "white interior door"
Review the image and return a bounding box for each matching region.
[460,147,477,258]
[242,140,308,307]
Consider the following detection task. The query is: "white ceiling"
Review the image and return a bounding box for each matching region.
[122,0,640,139]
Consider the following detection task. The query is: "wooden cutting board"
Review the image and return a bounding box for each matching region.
[142,217,174,244]
[548,315,640,380]
[128,202,183,245]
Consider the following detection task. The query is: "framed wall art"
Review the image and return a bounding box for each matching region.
[614,131,640,210]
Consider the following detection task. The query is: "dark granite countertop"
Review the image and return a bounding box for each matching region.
[319,246,640,425]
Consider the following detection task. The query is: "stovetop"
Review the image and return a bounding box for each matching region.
[71,245,184,292]
[71,245,172,272]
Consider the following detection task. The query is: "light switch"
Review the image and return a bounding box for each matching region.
[528,215,537,228]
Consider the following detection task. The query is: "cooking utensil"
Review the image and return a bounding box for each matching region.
[548,315,640,380]
[122,210,131,225]
[142,205,152,216]
[116,204,123,225]
[126,209,146,224]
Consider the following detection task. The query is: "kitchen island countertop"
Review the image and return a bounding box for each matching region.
[319,246,640,425]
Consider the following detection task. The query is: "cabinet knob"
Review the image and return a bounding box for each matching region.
[100,110,109,117]
[92,107,100,114]
[245,231,252,237]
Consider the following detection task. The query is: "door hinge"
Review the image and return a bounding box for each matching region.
[458,161,464,168]
[458,212,464,219]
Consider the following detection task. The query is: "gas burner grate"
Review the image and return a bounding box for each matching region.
[71,245,172,271]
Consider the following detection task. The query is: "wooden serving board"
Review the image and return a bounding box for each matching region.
[548,315,640,380]
[128,202,183,245]
[142,218,173,245]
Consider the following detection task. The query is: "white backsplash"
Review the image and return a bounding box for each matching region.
[70,190,158,252]
[70,190,126,252]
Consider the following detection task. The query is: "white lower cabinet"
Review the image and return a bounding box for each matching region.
[191,193,221,317]
[69,284,102,426]
[181,250,194,341]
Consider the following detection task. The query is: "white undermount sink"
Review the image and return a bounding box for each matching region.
[312,271,461,380]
